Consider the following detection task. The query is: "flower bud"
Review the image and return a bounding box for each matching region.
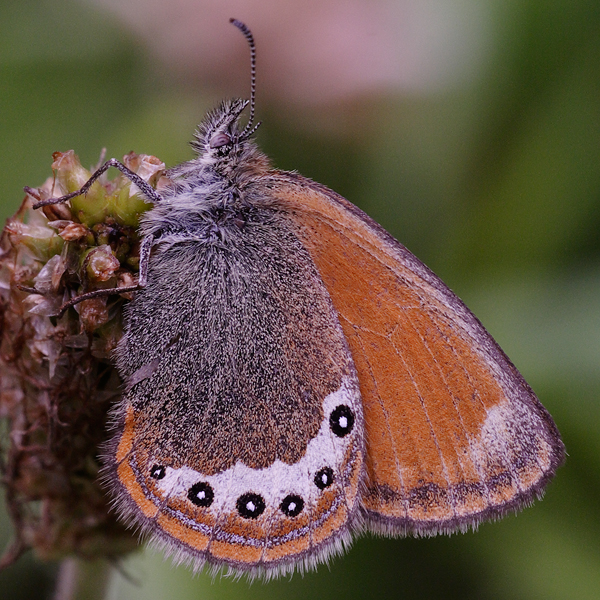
[83,245,120,283]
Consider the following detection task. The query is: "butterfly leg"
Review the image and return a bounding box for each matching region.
[24,157,161,317]
[54,233,154,317]
[30,158,164,209]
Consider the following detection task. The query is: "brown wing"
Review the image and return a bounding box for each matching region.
[265,172,564,536]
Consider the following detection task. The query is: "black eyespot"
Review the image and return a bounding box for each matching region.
[209,132,232,149]
[280,494,304,517]
[236,492,266,519]
[329,404,355,437]
[150,464,166,480]
[187,482,214,507]
[314,467,334,490]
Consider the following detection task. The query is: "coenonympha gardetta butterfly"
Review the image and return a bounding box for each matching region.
[32,19,564,579]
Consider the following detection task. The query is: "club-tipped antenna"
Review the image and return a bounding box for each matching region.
[229,18,261,139]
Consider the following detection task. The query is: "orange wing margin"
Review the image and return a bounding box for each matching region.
[266,172,564,536]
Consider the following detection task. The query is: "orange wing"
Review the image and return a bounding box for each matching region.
[267,172,564,536]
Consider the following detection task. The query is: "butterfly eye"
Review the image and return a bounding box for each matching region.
[209,132,232,149]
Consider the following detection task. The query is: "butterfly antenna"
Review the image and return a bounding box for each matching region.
[230,18,261,139]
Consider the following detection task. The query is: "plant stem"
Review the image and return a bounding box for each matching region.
[53,558,114,600]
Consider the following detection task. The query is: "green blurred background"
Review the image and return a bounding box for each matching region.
[1,0,599,598]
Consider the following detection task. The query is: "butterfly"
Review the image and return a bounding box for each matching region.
[32,19,564,579]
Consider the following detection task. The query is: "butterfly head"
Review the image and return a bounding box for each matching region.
[182,98,268,181]
[191,98,245,158]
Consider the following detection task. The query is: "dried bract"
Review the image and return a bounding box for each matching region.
[0,151,165,566]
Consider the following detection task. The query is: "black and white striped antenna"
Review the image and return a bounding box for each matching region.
[229,19,261,140]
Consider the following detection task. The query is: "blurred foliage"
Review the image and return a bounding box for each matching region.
[0,0,599,599]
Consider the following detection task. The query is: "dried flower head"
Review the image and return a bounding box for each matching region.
[0,151,166,566]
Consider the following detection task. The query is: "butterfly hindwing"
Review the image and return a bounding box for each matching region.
[105,204,365,576]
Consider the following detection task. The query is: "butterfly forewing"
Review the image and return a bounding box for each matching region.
[269,173,564,535]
